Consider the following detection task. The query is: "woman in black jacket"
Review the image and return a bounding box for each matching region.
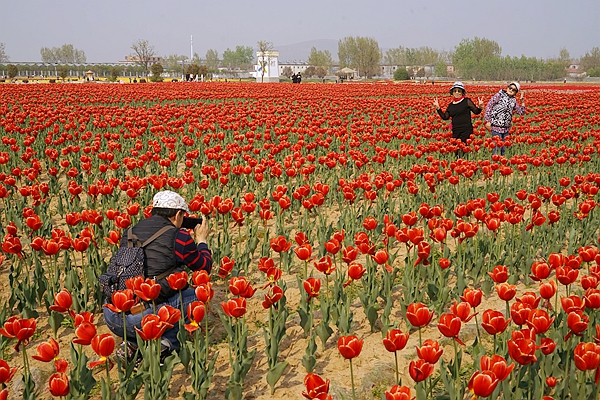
[433,81,484,148]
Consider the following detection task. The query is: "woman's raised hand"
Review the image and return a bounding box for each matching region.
[477,97,484,108]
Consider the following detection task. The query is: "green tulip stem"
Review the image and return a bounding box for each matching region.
[105,356,112,397]
[205,302,210,363]
[21,342,30,380]
[149,340,156,398]
[527,363,532,400]
[394,350,399,385]
[349,358,356,400]
[179,290,185,320]
[473,309,481,343]
[453,339,459,397]
[122,311,128,372]
[418,327,422,347]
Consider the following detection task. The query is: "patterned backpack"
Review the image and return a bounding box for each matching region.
[99,225,175,301]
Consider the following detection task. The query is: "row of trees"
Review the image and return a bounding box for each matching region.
[2,38,600,80]
[40,44,86,64]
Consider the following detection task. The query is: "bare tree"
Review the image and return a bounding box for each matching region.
[257,40,274,82]
[130,39,156,76]
[0,43,9,62]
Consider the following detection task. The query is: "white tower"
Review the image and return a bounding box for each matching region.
[255,51,280,83]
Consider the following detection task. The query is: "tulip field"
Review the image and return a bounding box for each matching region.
[1,81,600,399]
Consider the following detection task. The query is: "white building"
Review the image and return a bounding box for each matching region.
[278,61,309,77]
[254,51,280,82]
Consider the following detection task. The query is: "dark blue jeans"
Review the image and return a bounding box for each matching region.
[103,288,197,351]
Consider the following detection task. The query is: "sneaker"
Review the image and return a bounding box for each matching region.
[116,341,142,367]
[159,344,172,366]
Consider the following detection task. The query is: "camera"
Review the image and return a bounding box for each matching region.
[181,216,203,229]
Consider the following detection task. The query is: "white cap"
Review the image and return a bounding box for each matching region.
[152,190,190,212]
[509,82,520,91]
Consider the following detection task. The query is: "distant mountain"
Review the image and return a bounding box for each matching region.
[275,39,338,63]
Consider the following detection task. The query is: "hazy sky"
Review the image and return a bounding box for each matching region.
[1,0,598,63]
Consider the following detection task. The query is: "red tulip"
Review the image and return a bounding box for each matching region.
[49,289,73,313]
[578,246,599,263]
[450,301,474,322]
[270,235,292,253]
[314,256,335,275]
[166,271,189,291]
[510,302,532,326]
[32,337,60,362]
[382,329,410,352]
[48,372,70,397]
[337,335,364,359]
[221,297,247,318]
[488,265,509,283]
[496,283,517,301]
[481,309,511,335]
[185,301,206,333]
[303,278,321,299]
[385,385,413,400]
[0,359,17,385]
[526,309,554,334]
[294,244,313,261]
[546,377,557,387]
[295,231,309,245]
[71,236,90,253]
[0,316,37,350]
[539,280,557,300]
[191,269,211,286]
[539,338,557,355]
[460,288,483,308]
[324,239,341,255]
[104,230,121,245]
[135,314,170,341]
[561,295,585,313]
[566,310,589,338]
[406,302,434,328]
[556,266,579,286]
[72,321,96,345]
[438,313,464,345]
[156,305,181,328]
[530,261,551,281]
[416,339,443,363]
[302,372,331,400]
[73,311,94,327]
[228,276,252,297]
[362,217,377,230]
[346,262,366,282]
[573,342,600,371]
[262,285,283,309]
[104,289,136,313]
[132,278,162,302]
[468,370,499,397]
[341,246,359,264]
[89,333,115,368]
[409,359,434,382]
[479,354,514,381]
[507,336,537,365]
[584,288,600,309]
[438,257,451,269]
[581,275,599,290]
[218,256,235,279]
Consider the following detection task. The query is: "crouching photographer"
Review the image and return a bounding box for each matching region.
[102,190,212,363]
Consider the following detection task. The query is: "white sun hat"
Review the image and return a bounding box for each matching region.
[450,81,466,93]
[152,190,190,213]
